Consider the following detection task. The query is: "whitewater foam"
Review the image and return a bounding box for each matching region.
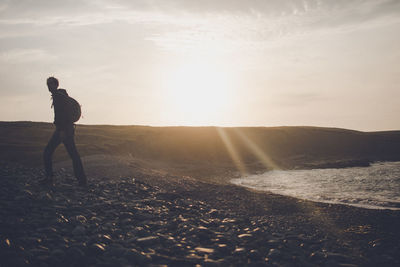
[231,161,400,210]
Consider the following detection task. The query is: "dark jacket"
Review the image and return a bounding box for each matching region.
[52,89,72,130]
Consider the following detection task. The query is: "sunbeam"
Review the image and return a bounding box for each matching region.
[216,127,247,176]
[233,128,280,170]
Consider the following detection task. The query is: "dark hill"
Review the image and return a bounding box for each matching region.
[1,121,400,181]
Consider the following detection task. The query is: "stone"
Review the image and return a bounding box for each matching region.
[136,236,159,245]
[88,243,106,255]
[72,225,86,236]
[238,233,252,239]
[325,252,350,262]
[50,249,65,258]
[123,248,148,264]
[249,249,262,261]
[309,251,326,262]
[75,215,87,224]
[105,244,126,257]
[195,247,215,254]
[267,248,281,258]
[233,247,246,256]
[66,246,85,261]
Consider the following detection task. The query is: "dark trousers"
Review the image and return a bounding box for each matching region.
[43,126,86,183]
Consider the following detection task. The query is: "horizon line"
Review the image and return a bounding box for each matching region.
[1,120,400,133]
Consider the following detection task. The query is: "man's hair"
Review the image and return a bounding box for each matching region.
[47,76,59,88]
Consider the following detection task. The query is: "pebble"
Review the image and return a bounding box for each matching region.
[194,247,215,254]
[66,246,85,260]
[50,249,65,259]
[136,236,159,245]
[233,247,246,255]
[75,215,87,224]
[267,248,281,258]
[123,248,148,264]
[72,226,86,236]
[89,244,106,255]
[310,251,326,261]
[238,233,252,239]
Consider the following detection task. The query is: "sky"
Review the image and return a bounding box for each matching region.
[0,0,399,131]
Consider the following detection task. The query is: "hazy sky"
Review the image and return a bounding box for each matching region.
[1,0,399,131]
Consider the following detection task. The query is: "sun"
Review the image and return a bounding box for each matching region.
[166,61,233,125]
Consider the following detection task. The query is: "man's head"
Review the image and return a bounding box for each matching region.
[47,76,59,92]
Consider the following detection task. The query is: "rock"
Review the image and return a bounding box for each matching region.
[134,227,150,237]
[222,218,236,224]
[267,248,281,259]
[325,252,350,262]
[208,209,219,216]
[50,249,65,258]
[135,212,154,221]
[88,243,106,255]
[102,234,112,242]
[105,244,126,257]
[4,255,28,267]
[310,251,326,262]
[249,249,262,261]
[195,247,215,254]
[121,218,133,225]
[119,212,134,220]
[136,236,159,245]
[196,227,214,242]
[215,243,230,254]
[72,225,86,236]
[238,233,252,239]
[75,215,87,224]
[123,248,148,264]
[89,216,102,224]
[38,192,53,202]
[4,238,11,247]
[233,247,246,256]
[48,249,65,265]
[22,190,33,196]
[66,246,85,261]
[29,247,49,256]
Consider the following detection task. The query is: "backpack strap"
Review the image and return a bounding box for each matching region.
[51,89,69,108]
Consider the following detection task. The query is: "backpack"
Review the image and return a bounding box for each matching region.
[52,90,82,123]
[66,96,82,123]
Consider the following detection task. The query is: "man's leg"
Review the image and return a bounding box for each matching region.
[63,127,87,186]
[42,129,61,184]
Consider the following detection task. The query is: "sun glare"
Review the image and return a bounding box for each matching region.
[165,61,234,125]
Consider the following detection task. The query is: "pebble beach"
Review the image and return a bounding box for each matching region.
[1,161,400,267]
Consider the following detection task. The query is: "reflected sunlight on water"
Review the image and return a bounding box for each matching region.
[231,162,400,210]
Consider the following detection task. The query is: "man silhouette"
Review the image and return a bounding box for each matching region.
[41,77,87,186]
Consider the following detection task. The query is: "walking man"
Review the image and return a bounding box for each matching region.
[41,76,87,186]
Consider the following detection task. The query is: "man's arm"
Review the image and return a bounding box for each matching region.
[52,90,71,129]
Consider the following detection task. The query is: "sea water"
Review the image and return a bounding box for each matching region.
[231,161,400,210]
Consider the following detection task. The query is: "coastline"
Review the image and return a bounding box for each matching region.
[1,160,400,266]
[230,161,400,211]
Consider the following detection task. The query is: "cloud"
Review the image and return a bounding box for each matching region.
[110,0,400,53]
[2,0,398,28]
[0,48,57,63]
[0,0,399,59]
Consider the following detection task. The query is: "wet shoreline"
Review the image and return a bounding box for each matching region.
[231,161,400,211]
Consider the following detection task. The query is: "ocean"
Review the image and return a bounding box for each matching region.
[231,161,400,210]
